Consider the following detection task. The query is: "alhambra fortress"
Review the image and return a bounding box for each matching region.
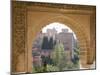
[12,1,96,73]
[32,28,77,68]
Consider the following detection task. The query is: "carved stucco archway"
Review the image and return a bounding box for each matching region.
[12,1,96,73]
[27,15,93,72]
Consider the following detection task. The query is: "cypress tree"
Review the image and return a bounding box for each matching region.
[41,36,49,49]
[48,37,53,49]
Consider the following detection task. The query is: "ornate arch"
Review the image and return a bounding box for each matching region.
[28,15,89,67]
[12,1,96,73]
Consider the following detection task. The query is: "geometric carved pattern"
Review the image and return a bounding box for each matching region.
[12,2,26,72]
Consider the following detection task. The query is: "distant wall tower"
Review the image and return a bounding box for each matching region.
[62,29,68,33]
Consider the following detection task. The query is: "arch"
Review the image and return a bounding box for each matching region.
[12,1,96,73]
[27,15,91,72]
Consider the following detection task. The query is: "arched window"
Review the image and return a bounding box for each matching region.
[32,22,80,73]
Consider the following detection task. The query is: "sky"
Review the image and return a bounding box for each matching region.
[42,22,73,33]
[42,22,77,39]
